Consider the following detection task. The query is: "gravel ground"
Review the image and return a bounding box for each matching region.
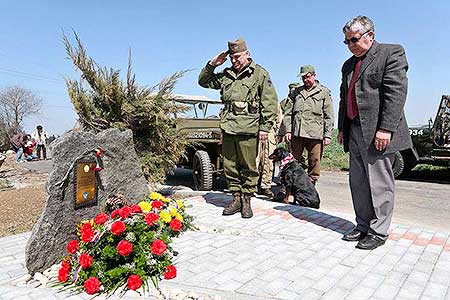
[0,154,47,237]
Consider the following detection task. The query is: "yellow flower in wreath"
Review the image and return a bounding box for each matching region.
[138,201,152,213]
[159,210,172,223]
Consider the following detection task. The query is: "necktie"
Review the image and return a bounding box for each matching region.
[346,58,362,120]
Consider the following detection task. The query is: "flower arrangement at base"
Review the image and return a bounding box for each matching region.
[55,192,194,297]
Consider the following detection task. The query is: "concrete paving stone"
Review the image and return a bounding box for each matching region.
[287,277,315,293]
[1,288,33,300]
[421,282,448,299]
[328,264,352,279]
[295,288,323,300]
[263,277,293,295]
[311,275,338,292]
[235,278,271,297]
[349,263,372,278]
[283,266,309,282]
[435,260,450,271]
[346,285,376,300]
[337,274,362,290]
[231,268,261,284]
[372,263,395,275]
[7,267,28,278]
[258,268,287,282]
[360,273,386,289]
[392,262,415,274]
[396,283,425,300]
[407,244,426,255]
[321,286,350,300]
[302,265,329,281]
[277,289,300,300]
[382,254,403,265]
[419,251,440,264]
[371,283,400,300]
[394,240,413,249]
[429,271,450,286]
[341,252,365,268]
[405,271,430,286]
[214,279,242,292]
[413,262,435,274]
[382,271,408,286]
[318,256,342,269]
[424,244,443,254]
[210,260,239,273]
[360,253,384,266]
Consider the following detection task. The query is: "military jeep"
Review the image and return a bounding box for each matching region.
[173,95,223,190]
[392,95,450,177]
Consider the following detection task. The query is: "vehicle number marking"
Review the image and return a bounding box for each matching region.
[409,129,424,136]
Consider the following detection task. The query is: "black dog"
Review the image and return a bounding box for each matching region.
[269,147,320,209]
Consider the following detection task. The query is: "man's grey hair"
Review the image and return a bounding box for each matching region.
[343,16,375,34]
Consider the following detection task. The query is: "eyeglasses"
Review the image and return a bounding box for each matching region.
[343,30,370,45]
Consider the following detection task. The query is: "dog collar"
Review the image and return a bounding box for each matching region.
[280,153,295,170]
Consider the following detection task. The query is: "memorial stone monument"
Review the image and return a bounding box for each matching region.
[26,128,149,274]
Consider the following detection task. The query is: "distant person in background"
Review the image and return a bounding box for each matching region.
[23,139,38,161]
[11,133,29,162]
[257,102,283,198]
[283,65,334,185]
[31,125,48,160]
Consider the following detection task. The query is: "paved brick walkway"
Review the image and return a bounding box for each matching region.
[1,193,450,299]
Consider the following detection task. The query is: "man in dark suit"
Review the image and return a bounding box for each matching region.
[338,16,413,250]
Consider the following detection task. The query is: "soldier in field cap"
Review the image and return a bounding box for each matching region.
[198,37,278,218]
[283,64,334,185]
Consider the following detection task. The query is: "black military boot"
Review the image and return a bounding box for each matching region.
[241,193,254,218]
[222,192,242,216]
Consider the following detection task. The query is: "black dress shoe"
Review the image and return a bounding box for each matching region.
[356,235,386,250]
[342,229,366,242]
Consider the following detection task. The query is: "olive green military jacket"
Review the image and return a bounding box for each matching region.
[284,81,334,140]
[198,60,278,136]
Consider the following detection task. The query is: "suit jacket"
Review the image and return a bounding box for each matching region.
[338,41,413,154]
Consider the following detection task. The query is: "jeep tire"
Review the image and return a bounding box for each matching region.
[193,150,213,190]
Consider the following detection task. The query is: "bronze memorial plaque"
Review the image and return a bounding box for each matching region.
[74,159,98,209]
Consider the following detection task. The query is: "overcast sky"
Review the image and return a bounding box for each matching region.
[1,0,449,135]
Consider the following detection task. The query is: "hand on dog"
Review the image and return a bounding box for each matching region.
[284,194,294,204]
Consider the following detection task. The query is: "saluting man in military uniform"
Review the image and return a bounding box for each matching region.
[284,65,334,184]
[198,37,278,218]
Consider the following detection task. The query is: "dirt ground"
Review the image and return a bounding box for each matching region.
[0,154,47,237]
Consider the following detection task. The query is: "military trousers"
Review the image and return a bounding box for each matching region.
[256,130,277,189]
[348,122,395,237]
[222,132,259,194]
[291,136,323,183]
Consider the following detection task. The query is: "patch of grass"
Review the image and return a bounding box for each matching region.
[322,129,349,171]
[404,164,450,182]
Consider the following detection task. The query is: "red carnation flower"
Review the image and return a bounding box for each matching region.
[81,223,95,243]
[145,212,159,226]
[116,240,133,256]
[67,239,79,254]
[84,276,101,295]
[111,209,120,219]
[61,260,72,272]
[127,274,142,290]
[95,148,103,157]
[110,220,126,236]
[94,213,109,225]
[164,265,177,279]
[131,204,142,213]
[151,200,164,210]
[169,219,182,231]
[79,253,93,269]
[151,239,166,256]
[58,268,69,282]
[119,206,132,219]
[93,165,102,172]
